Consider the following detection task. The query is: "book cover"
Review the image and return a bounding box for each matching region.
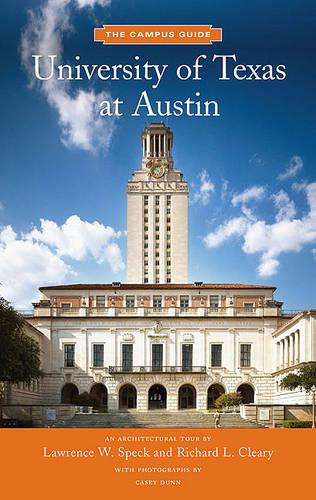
[0,1,315,498]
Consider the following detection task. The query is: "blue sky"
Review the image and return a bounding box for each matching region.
[0,0,316,309]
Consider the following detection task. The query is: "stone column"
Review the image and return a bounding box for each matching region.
[295,330,300,364]
[289,334,294,366]
[280,340,284,369]
[257,328,264,372]
[163,134,166,156]
[276,341,280,370]
[146,134,150,157]
[284,337,289,367]
[229,328,237,372]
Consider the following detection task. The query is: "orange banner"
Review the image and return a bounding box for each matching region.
[0,428,315,499]
[94,25,223,45]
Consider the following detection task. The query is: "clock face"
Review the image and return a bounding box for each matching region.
[150,162,166,179]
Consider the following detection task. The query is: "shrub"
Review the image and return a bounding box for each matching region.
[73,392,100,408]
[283,420,312,428]
[215,392,243,409]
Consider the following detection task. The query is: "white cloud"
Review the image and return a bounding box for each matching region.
[221,179,229,200]
[257,258,279,277]
[0,215,124,307]
[278,155,303,181]
[191,169,215,205]
[204,182,316,277]
[248,153,264,168]
[20,0,115,153]
[231,185,266,207]
[0,227,73,308]
[272,190,296,222]
[27,215,124,271]
[204,216,249,248]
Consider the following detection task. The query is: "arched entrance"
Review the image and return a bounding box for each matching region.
[61,383,79,404]
[178,384,196,410]
[207,384,225,409]
[237,384,255,404]
[119,384,137,410]
[90,383,108,409]
[148,384,167,410]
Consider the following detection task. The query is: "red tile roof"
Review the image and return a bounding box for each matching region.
[39,283,276,291]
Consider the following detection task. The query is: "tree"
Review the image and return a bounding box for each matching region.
[73,392,100,408]
[215,392,243,410]
[0,297,41,402]
[280,363,316,428]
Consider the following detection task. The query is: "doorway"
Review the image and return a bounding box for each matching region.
[148,384,167,410]
[119,384,137,410]
[178,384,196,409]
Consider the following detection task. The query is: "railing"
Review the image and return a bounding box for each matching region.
[25,305,286,318]
[108,365,207,374]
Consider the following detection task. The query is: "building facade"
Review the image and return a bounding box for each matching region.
[25,123,315,412]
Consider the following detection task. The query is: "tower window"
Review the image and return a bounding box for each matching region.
[180,296,189,309]
[126,296,135,309]
[155,196,160,205]
[155,208,160,214]
[153,296,162,310]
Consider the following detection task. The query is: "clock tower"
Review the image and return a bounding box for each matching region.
[127,123,188,284]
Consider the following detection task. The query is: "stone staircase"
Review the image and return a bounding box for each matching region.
[55,410,264,428]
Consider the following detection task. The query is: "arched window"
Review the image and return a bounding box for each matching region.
[178,384,196,410]
[148,384,167,410]
[237,384,255,404]
[61,383,79,404]
[207,384,225,409]
[90,383,108,409]
[119,384,137,410]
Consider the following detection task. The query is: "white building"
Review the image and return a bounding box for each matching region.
[26,123,315,412]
